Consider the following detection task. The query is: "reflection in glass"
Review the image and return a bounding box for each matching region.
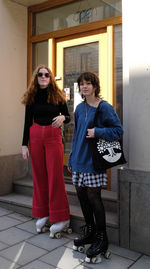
[33,0,122,35]
[113,24,122,123]
[32,41,48,71]
[63,42,99,154]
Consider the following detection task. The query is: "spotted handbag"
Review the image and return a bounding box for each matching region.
[92,101,126,171]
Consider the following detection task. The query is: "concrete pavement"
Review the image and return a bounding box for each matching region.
[0,207,149,269]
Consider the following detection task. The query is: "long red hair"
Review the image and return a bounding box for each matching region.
[22,64,65,105]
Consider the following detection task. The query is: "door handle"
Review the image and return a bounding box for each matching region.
[55,76,62,80]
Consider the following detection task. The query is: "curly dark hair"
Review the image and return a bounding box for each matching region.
[77,72,101,99]
[22,64,66,105]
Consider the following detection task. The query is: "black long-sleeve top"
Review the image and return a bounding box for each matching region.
[22,88,70,146]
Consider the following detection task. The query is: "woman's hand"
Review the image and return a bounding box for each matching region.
[67,166,72,173]
[52,115,65,128]
[22,146,29,160]
[86,128,95,138]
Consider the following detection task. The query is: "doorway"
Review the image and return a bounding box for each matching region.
[49,27,113,166]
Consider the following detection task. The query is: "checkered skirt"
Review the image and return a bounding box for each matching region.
[72,171,107,187]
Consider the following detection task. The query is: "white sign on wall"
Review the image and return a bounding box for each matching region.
[74,82,82,111]
[64,88,70,101]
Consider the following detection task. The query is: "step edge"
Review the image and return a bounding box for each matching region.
[66,184,118,201]
[0,194,118,227]
[13,179,118,202]
[13,177,33,186]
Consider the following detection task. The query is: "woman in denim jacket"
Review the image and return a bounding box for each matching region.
[68,72,123,263]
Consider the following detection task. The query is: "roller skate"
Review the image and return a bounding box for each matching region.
[73,224,96,253]
[49,219,72,238]
[36,216,49,233]
[85,231,111,263]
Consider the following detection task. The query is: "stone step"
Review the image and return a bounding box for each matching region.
[13,177,118,213]
[0,193,119,244]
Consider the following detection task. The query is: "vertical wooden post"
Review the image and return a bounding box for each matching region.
[27,10,33,86]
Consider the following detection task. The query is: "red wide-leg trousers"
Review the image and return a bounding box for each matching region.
[29,123,70,223]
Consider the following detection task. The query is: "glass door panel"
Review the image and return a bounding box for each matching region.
[64,42,99,154]
[32,41,48,71]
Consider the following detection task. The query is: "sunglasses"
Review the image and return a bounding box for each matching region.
[37,72,50,78]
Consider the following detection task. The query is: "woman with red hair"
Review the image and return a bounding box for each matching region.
[22,65,70,237]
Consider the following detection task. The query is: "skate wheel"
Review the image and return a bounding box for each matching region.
[55,232,61,239]
[42,226,49,233]
[85,255,102,264]
[67,227,72,234]
[73,245,78,251]
[85,256,91,263]
[78,246,85,253]
[104,251,111,259]
[91,256,102,263]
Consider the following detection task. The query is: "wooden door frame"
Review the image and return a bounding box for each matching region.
[27,0,122,190]
[27,3,121,84]
[27,0,121,94]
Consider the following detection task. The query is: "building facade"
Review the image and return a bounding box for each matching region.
[0,0,150,254]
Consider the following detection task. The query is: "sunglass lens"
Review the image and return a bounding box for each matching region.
[45,73,50,77]
[38,72,43,77]
[37,72,50,78]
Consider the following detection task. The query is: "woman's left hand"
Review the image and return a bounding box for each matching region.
[86,128,95,138]
[52,115,65,128]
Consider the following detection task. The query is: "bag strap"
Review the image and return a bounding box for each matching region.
[93,99,106,125]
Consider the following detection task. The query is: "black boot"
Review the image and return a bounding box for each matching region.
[86,230,108,258]
[73,224,96,251]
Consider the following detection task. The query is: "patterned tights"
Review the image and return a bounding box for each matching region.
[75,186,106,232]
